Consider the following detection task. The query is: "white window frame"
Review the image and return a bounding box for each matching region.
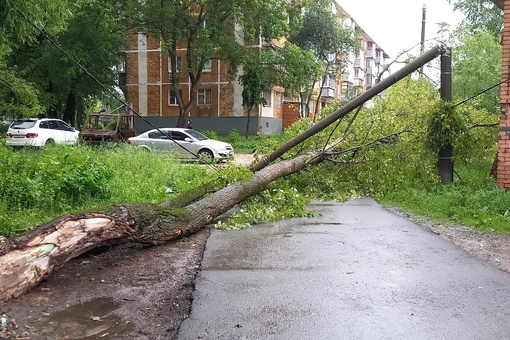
[169,89,182,106]
[197,88,212,105]
[203,57,212,72]
[168,55,182,74]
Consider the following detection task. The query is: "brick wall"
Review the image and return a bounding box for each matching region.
[496,0,510,189]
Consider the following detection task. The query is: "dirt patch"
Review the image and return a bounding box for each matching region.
[1,229,210,340]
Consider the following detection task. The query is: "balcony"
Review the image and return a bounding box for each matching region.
[341,73,349,81]
[366,67,374,76]
[354,58,361,68]
[321,87,335,98]
[353,78,363,87]
[366,50,374,59]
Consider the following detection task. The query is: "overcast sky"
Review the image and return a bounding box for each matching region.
[338,0,464,60]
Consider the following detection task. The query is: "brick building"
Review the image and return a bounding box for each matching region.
[119,4,388,135]
[492,0,510,189]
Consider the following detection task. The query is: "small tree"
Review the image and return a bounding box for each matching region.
[238,61,270,139]
[289,0,356,117]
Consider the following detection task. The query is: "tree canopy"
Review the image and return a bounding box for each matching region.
[448,0,503,36]
[1,0,125,123]
[288,0,356,117]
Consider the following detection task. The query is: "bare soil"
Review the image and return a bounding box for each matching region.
[2,154,510,339]
[1,230,210,340]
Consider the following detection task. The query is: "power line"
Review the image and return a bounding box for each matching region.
[453,76,508,109]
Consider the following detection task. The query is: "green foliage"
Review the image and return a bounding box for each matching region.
[378,158,510,233]
[448,0,503,37]
[0,143,208,236]
[0,0,125,122]
[212,129,286,154]
[287,0,356,117]
[0,145,111,212]
[277,42,324,99]
[0,0,69,47]
[425,101,470,152]
[450,28,502,114]
[218,180,315,230]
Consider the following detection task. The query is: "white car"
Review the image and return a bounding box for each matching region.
[6,118,80,147]
[127,128,234,162]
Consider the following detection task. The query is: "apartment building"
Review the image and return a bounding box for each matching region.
[334,3,389,102]
[120,3,388,134]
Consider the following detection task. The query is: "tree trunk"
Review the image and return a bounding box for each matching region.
[0,151,323,302]
[62,91,76,124]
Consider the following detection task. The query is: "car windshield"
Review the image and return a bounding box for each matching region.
[10,120,37,129]
[185,129,208,141]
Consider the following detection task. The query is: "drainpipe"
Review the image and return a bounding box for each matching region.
[438,47,453,184]
[218,58,221,117]
[160,48,163,116]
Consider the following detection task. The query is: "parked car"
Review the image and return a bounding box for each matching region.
[82,111,136,144]
[6,118,80,147]
[127,128,234,162]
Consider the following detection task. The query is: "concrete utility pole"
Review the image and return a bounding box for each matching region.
[439,48,453,184]
[420,3,426,76]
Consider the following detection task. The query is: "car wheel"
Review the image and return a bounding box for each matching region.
[45,139,55,146]
[198,149,214,164]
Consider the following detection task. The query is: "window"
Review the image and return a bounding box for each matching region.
[262,91,272,107]
[197,89,212,105]
[118,53,126,73]
[149,130,171,139]
[168,55,182,74]
[169,89,182,106]
[171,131,188,141]
[48,120,59,129]
[202,57,212,72]
[57,120,73,131]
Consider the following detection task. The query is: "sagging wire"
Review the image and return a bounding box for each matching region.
[13,5,208,163]
[448,75,508,131]
[453,75,510,109]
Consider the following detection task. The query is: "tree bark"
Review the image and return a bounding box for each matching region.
[0,151,323,302]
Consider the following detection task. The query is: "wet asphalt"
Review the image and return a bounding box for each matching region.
[177,197,510,340]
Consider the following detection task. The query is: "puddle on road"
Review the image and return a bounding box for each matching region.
[36,297,134,339]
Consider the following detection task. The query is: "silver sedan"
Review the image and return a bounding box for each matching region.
[127,128,234,162]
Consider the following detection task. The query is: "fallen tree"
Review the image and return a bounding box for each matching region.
[0,150,324,302]
[0,45,446,302]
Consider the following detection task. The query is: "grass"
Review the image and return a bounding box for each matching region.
[0,142,209,237]
[376,159,510,233]
[202,129,286,154]
[1,134,509,237]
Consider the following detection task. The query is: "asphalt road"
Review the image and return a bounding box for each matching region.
[177,197,510,340]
